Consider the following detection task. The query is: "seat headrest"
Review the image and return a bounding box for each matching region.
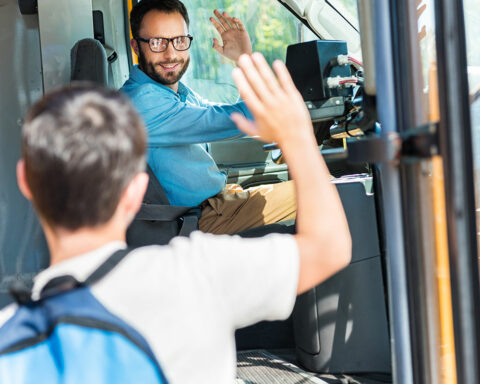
[71,38,108,86]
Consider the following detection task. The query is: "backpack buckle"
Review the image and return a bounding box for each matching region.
[9,280,33,305]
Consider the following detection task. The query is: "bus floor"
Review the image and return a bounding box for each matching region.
[236,349,393,384]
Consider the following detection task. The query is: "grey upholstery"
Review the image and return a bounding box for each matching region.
[71,38,108,86]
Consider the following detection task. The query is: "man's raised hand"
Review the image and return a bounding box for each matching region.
[210,10,252,63]
[231,53,314,149]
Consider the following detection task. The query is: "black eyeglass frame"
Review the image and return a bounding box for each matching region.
[136,35,194,52]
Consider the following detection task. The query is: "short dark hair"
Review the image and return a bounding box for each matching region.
[22,83,146,230]
[130,0,190,39]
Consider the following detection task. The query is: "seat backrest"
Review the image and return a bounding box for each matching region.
[143,165,171,205]
[71,38,108,85]
[126,166,200,247]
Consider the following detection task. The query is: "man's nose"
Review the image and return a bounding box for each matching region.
[162,42,177,60]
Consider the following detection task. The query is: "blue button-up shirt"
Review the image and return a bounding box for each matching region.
[121,66,251,207]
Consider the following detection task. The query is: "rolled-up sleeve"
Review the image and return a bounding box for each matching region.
[131,86,248,147]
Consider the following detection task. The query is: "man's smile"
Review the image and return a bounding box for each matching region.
[158,63,181,72]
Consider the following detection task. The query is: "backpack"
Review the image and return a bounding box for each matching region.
[0,248,168,384]
[126,165,201,247]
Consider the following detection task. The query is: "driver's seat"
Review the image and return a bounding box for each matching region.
[126,165,201,247]
[126,166,295,247]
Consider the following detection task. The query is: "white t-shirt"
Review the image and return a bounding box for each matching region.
[0,231,299,384]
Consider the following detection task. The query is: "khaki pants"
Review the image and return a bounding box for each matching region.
[198,181,296,235]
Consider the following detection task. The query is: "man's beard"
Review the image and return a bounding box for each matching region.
[138,49,190,87]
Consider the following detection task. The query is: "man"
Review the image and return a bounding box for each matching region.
[0,54,351,383]
[121,0,297,235]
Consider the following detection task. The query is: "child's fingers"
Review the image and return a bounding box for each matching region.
[231,113,259,137]
[236,54,271,103]
[273,60,298,94]
[251,53,282,95]
[232,67,264,116]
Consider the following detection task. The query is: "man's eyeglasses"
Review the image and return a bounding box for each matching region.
[136,35,194,52]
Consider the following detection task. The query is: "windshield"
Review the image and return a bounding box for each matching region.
[326,0,359,30]
[182,0,300,103]
[280,0,362,59]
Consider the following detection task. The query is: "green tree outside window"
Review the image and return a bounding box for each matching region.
[182,0,299,103]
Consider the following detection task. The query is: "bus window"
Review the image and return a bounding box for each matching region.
[181,0,299,103]
[464,1,480,255]
[326,0,359,30]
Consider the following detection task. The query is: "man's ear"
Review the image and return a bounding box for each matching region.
[16,159,33,200]
[131,38,140,57]
[120,171,149,219]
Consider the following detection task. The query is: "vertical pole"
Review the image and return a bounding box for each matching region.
[373,1,414,382]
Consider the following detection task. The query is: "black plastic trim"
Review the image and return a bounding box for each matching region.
[123,0,134,70]
[18,0,37,15]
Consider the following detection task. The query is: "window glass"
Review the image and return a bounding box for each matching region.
[464,0,480,92]
[416,0,437,105]
[326,0,359,30]
[182,0,299,103]
[463,0,480,247]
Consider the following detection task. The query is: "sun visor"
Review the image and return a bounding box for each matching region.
[278,0,310,17]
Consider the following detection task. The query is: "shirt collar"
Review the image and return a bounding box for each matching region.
[131,65,189,100]
[32,241,127,300]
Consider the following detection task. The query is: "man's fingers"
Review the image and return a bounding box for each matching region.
[231,113,259,138]
[222,11,236,29]
[213,9,231,30]
[232,17,246,31]
[273,60,298,93]
[212,38,223,54]
[210,17,225,35]
[236,54,272,103]
[251,53,282,94]
[232,67,263,116]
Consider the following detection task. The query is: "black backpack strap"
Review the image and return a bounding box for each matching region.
[83,248,132,286]
[36,248,132,301]
[39,275,82,300]
[10,248,133,305]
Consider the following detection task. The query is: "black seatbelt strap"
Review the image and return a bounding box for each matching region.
[178,207,202,237]
[135,203,192,221]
